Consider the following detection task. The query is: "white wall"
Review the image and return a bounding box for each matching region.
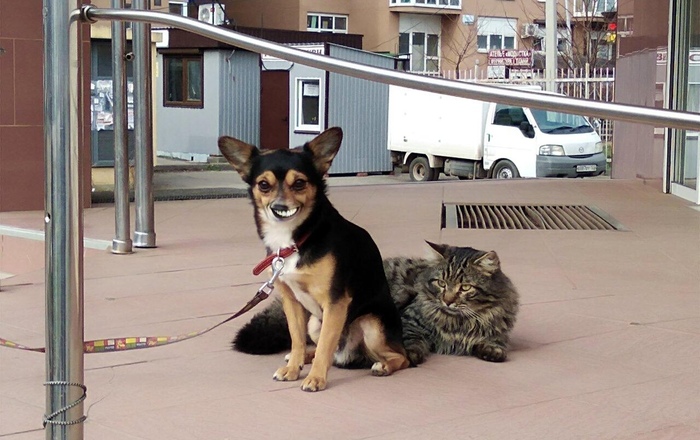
[155,51,221,159]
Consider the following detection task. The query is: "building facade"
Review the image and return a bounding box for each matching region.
[613,0,699,203]
[229,0,618,76]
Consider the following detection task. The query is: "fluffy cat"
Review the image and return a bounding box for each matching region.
[233,242,519,365]
[383,242,519,365]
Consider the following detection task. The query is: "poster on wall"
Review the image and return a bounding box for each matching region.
[91,80,135,131]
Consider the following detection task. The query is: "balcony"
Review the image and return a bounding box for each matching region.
[572,0,617,18]
[389,0,462,14]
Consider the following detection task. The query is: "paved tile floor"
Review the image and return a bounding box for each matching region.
[1,177,699,439]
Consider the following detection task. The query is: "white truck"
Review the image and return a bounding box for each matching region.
[388,85,607,181]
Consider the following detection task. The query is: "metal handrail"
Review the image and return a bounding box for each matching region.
[78,5,700,131]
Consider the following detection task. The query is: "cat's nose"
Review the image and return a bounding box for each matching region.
[442,292,458,306]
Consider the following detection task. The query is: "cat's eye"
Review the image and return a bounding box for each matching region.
[257,180,272,193]
[291,179,307,191]
[431,279,446,289]
[460,284,475,293]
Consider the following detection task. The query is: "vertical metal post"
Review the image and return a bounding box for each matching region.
[545,0,558,92]
[43,1,85,438]
[132,0,156,248]
[111,0,133,254]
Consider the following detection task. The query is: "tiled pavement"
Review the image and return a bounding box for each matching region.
[1,176,699,439]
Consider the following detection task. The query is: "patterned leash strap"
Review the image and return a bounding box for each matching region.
[0,288,271,354]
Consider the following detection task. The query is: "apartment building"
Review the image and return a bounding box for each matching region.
[229,0,617,76]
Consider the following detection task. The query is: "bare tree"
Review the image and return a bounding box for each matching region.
[517,0,617,70]
[441,13,483,78]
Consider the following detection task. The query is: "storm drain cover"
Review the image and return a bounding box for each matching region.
[442,204,625,231]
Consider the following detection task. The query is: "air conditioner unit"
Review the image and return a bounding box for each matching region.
[521,23,539,38]
[198,3,225,26]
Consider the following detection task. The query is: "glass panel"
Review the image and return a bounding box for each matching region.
[307,15,318,29]
[504,36,515,49]
[673,0,699,191]
[399,33,410,54]
[426,34,439,57]
[477,35,487,50]
[166,58,183,102]
[300,80,320,126]
[412,32,425,71]
[490,34,502,50]
[335,16,347,31]
[186,59,202,101]
[320,16,333,30]
[426,58,439,72]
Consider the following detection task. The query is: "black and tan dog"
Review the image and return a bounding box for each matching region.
[218,127,409,392]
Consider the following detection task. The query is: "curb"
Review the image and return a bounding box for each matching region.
[92,187,249,204]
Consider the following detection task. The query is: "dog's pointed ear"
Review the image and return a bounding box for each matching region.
[218,136,258,181]
[304,127,343,175]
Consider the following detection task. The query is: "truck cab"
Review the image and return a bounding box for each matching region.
[484,103,606,179]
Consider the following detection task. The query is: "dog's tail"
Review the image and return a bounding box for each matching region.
[232,297,291,354]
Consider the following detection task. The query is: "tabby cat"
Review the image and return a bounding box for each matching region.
[233,242,519,365]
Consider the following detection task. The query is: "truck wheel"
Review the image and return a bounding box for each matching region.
[492,160,520,179]
[409,157,438,182]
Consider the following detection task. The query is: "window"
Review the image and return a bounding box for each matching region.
[296,79,321,132]
[163,54,203,108]
[477,18,517,52]
[168,2,188,16]
[389,0,461,8]
[307,13,348,33]
[399,31,440,72]
[493,105,529,127]
[573,0,617,17]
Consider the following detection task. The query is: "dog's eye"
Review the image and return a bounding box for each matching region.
[257,181,272,193]
[291,179,307,191]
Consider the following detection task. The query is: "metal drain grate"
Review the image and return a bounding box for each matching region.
[442,204,624,230]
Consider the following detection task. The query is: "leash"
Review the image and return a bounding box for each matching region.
[0,256,289,354]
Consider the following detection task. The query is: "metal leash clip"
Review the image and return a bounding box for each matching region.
[257,255,285,296]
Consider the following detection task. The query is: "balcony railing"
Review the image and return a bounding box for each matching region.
[389,0,461,10]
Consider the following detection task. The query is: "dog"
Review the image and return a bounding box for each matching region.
[218,127,410,392]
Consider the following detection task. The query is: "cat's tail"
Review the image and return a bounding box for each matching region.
[232,297,290,354]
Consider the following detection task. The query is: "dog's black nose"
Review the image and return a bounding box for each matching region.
[271,203,289,212]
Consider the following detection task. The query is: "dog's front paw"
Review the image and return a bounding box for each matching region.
[301,374,327,392]
[370,362,391,376]
[273,365,302,381]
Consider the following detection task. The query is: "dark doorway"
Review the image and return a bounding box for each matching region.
[260,70,290,149]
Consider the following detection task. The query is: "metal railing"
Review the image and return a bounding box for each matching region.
[43,4,700,439]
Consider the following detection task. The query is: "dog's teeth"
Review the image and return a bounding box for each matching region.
[273,207,298,218]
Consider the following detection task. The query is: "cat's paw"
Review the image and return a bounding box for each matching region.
[406,348,426,366]
[474,345,507,362]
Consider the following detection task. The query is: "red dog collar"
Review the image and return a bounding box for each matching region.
[252,233,310,276]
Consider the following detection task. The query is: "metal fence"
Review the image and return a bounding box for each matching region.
[422,68,616,144]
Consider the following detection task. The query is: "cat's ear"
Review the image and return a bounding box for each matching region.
[475,251,500,275]
[425,241,449,258]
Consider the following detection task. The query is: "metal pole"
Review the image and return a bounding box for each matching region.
[545,0,558,92]
[79,6,700,132]
[132,0,156,248]
[44,1,85,438]
[111,0,133,254]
